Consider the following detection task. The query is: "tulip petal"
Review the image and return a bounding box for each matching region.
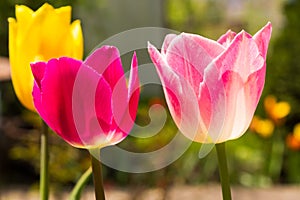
[85,46,129,136]
[128,52,140,120]
[8,17,37,111]
[148,42,203,141]
[165,33,224,96]
[40,5,72,59]
[215,31,264,82]
[219,67,266,141]
[110,52,140,144]
[217,30,237,47]
[69,20,84,59]
[15,5,33,29]
[199,63,227,143]
[219,71,246,141]
[32,58,83,146]
[207,31,266,142]
[161,34,177,54]
[84,46,127,91]
[31,61,46,88]
[73,62,113,148]
[253,22,272,58]
[238,66,266,137]
[32,57,114,148]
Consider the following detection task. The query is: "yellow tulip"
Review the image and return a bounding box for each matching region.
[8,3,83,111]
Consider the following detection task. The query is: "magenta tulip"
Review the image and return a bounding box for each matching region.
[31,46,139,149]
[148,22,272,143]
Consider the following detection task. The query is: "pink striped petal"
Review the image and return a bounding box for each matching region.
[238,66,266,137]
[165,33,224,97]
[253,22,272,58]
[161,34,177,54]
[205,31,267,142]
[199,63,227,143]
[219,67,266,141]
[215,31,264,82]
[148,42,203,141]
[217,30,237,47]
[219,71,245,141]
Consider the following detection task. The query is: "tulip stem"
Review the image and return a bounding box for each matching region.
[91,154,105,200]
[267,128,285,182]
[69,167,93,200]
[216,142,232,200]
[40,120,49,200]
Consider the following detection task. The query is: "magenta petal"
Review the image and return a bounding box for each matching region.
[215,31,264,82]
[35,57,84,147]
[161,34,177,54]
[84,46,127,91]
[165,33,224,96]
[111,52,140,137]
[32,81,46,120]
[72,62,113,148]
[128,52,140,120]
[31,61,46,88]
[217,30,237,47]
[253,22,272,58]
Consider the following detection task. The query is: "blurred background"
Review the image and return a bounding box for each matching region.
[1,0,300,194]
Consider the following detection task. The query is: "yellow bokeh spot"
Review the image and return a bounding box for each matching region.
[250,116,274,138]
[263,95,291,122]
[256,119,274,138]
[272,102,290,119]
[264,95,276,115]
[293,123,300,141]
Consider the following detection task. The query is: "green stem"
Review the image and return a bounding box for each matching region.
[267,128,285,182]
[69,167,93,200]
[91,154,105,200]
[216,142,232,200]
[40,120,49,200]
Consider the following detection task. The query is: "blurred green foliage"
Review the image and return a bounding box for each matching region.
[267,0,300,118]
[266,0,300,183]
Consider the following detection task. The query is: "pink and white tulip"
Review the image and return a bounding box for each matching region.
[31,46,140,149]
[148,22,272,143]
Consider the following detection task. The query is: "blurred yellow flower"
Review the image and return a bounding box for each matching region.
[264,95,290,124]
[286,124,300,151]
[8,3,83,111]
[292,123,300,141]
[286,134,300,151]
[250,116,274,138]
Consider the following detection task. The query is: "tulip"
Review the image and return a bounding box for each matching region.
[148,22,272,144]
[8,3,83,111]
[31,46,139,149]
